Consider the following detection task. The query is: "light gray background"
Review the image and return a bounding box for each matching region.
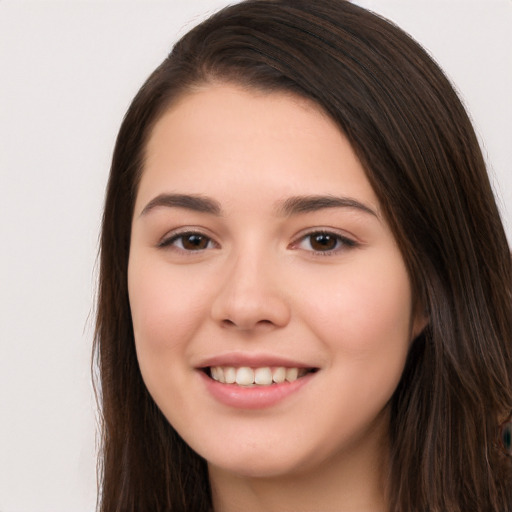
[0,1,510,511]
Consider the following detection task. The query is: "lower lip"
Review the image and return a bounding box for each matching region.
[199,371,315,410]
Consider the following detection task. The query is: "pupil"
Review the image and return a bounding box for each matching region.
[311,233,336,251]
[184,234,207,250]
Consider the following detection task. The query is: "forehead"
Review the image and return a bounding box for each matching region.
[145,83,336,158]
[137,84,379,215]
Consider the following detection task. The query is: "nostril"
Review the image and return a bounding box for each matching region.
[211,286,291,330]
[220,318,274,329]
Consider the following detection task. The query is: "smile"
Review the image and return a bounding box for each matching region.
[208,366,314,386]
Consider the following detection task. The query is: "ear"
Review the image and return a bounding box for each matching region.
[411,301,429,341]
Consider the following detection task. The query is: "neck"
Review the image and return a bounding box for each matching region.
[208,413,390,512]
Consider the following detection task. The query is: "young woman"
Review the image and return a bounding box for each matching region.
[94,1,512,510]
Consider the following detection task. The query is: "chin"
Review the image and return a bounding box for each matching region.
[208,456,305,480]
[201,440,322,480]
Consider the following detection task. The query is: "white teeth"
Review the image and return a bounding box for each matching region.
[224,366,236,384]
[272,366,286,383]
[285,367,298,382]
[209,365,310,386]
[235,367,254,386]
[254,367,273,385]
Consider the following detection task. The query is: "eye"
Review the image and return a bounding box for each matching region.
[293,231,357,254]
[159,231,216,251]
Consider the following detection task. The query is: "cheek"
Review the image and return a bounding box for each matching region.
[300,252,414,359]
[127,258,214,421]
[127,259,207,372]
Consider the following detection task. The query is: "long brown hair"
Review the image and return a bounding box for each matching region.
[94,1,512,510]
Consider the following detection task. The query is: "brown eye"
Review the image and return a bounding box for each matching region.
[181,234,210,250]
[160,232,215,251]
[293,231,357,254]
[309,233,339,251]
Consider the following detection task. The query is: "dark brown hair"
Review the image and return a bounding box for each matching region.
[94,1,512,510]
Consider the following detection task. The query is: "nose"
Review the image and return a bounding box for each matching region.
[210,251,291,331]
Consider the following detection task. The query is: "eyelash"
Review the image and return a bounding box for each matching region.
[158,229,357,256]
[158,230,218,252]
[291,230,358,255]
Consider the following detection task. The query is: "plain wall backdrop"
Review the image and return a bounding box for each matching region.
[0,1,510,511]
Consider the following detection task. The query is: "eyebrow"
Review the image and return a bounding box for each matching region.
[140,193,222,217]
[276,195,378,217]
[139,192,377,218]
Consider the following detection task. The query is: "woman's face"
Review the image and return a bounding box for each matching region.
[128,84,425,478]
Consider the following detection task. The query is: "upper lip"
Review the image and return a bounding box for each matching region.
[196,352,318,369]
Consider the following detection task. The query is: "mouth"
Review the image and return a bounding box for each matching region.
[202,366,318,387]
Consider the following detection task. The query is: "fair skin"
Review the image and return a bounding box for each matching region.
[128,84,426,512]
